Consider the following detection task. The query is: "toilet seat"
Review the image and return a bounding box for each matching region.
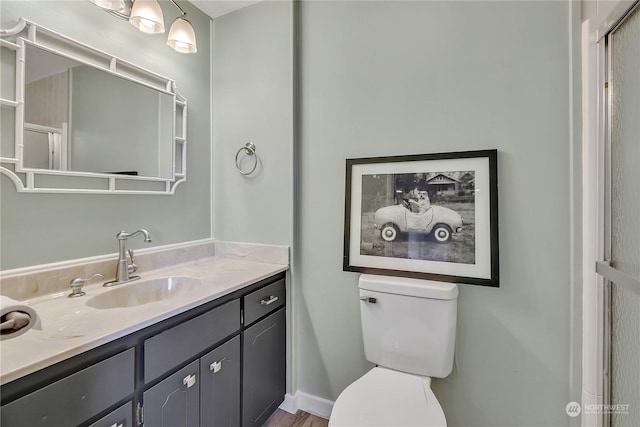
[329,367,447,427]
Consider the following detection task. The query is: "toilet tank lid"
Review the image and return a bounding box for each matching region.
[359,275,458,300]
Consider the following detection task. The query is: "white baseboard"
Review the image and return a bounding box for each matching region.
[280,390,335,419]
[279,394,299,414]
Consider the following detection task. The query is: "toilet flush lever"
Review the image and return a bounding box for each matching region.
[359,296,377,303]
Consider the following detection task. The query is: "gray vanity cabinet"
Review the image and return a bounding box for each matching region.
[1,272,286,427]
[242,307,286,427]
[143,336,241,427]
[141,299,241,426]
[142,274,287,427]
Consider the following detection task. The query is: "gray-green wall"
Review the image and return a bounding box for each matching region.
[0,1,212,269]
[212,0,295,395]
[213,1,580,425]
[295,1,577,425]
[2,1,583,425]
[212,1,293,245]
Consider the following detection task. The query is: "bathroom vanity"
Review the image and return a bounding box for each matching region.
[0,261,287,427]
[0,14,289,427]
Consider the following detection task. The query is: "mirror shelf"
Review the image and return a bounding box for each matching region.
[0,19,187,195]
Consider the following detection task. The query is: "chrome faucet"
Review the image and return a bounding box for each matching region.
[104,229,151,287]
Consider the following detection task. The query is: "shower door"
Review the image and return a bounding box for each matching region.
[598,3,640,426]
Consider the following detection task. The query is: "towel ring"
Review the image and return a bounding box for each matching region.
[235,142,258,176]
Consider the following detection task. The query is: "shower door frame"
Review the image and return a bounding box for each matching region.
[582,1,640,427]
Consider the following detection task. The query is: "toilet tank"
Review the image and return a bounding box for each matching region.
[359,275,458,378]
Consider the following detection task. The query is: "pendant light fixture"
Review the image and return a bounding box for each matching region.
[89,0,197,54]
[129,0,165,34]
[167,15,197,54]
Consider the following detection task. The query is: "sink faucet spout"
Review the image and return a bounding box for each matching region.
[117,229,152,242]
[104,229,152,287]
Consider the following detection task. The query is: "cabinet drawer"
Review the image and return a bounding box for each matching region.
[144,299,240,383]
[88,401,133,427]
[243,279,285,326]
[1,348,134,427]
[143,360,200,427]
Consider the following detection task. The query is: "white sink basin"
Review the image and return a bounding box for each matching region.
[86,276,202,309]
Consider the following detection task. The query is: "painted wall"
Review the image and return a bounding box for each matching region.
[0,1,212,270]
[2,1,583,425]
[295,1,577,425]
[212,0,293,246]
[212,1,295,396]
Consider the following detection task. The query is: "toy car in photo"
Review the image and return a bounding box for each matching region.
[373,200,463,243]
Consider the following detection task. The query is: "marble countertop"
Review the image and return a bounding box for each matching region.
[0,256,288,385]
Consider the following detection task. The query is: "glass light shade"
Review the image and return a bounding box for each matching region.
[167,17,197,54]
[129,0,165,34]
[90,0,126,11]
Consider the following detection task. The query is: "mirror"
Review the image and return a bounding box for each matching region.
[0,19,186,194]
[24,45,174,178]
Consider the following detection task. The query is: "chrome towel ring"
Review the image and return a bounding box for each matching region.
[235,142,258,176]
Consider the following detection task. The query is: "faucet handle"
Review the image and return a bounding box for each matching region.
[69,274,104,298]
[127,248,138,274]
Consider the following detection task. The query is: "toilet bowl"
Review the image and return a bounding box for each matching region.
[329,275,458,427]
[329,367,446,427]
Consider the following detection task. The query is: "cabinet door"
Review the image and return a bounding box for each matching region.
[242,308,286,427]
[143,360,199,427]
[200,336,240,426]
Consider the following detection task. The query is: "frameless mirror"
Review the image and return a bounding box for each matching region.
[23,45,174,178]
[0,19,187,194]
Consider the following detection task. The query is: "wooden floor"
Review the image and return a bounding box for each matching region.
[264,409,329,427]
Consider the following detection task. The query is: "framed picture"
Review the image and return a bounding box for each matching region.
[343,149,499,287]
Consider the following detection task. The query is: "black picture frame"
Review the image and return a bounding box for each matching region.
[343,149,499,287]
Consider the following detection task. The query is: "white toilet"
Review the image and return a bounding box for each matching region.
[329,274,458,427]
